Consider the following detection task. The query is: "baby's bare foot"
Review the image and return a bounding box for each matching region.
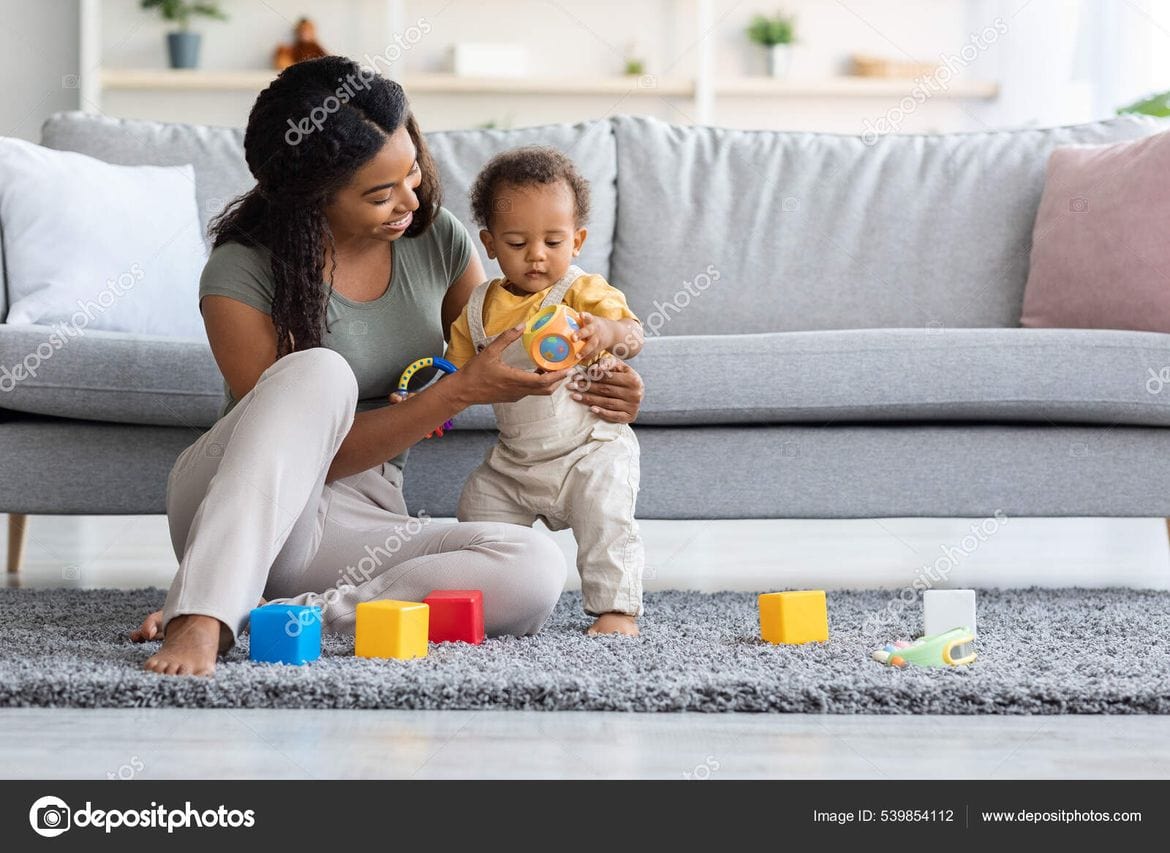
[586,613,639,637]
[143,614,232,677]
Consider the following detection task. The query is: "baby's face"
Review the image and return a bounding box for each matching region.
[480,180,586,294]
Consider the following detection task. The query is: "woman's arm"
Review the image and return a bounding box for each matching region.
[201,295,568,483]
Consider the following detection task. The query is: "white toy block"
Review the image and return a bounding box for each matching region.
[923,589,977,637]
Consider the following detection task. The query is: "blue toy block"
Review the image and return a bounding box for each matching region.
[249,604,322,665]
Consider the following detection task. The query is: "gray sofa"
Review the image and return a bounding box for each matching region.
[4,110,1170,572]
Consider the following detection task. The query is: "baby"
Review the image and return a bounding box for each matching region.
[444,146,645,636]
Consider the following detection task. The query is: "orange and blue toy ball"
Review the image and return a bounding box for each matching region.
[524,305,585,371]
[539,334,572,364]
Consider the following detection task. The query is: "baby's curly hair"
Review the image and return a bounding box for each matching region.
[469,146,591,229]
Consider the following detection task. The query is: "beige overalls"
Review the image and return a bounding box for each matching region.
[456,266,645,617]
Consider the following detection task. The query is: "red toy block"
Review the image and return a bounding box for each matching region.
[423,590,484,644]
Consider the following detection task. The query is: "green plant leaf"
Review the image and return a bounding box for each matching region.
[1118,89,1170,117]
[747,11,796,46]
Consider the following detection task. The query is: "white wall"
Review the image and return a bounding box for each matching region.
[11,0,1166,133]
[0,0,80,141]
[7,1,1170,135]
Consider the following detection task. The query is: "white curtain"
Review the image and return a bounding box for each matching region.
[988,0,1169,127]
[1079,0,1169,116]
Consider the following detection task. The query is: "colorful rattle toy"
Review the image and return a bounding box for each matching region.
[397,356,458,438]
[871,627,976,668]
[523,304,588,371]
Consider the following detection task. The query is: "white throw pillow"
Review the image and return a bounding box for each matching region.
[0,137,208,338]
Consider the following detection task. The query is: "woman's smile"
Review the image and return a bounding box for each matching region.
[381,211,413,232]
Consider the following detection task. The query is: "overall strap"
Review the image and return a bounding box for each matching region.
[538,264,586,310]
[466,279,495,349]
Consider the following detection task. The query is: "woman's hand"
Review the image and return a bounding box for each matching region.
[445,325,570,407]
[569,357,644,424]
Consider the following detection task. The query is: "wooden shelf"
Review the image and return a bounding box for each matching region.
[102,68,695,97]
[401,72,694,97]
[102,68,277,90]
[716,76,1000,99]
[100,69,999,101]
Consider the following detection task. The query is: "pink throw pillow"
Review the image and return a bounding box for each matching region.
[1020,129,1170,332]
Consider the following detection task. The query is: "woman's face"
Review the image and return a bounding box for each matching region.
[323,124,421,244]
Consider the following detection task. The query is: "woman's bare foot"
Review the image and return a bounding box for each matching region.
[586,613,640,637]
[143,614,233,677]
[130,609,165,643]
[131,598,263,647]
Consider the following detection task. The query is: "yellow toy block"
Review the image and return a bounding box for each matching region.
[759,590,828,644]
[355,600,429,660]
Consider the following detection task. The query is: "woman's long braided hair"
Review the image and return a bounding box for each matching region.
[209,56,440,357]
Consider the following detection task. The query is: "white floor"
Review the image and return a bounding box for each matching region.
[3,514,1169,779]
[2,710,1169,779]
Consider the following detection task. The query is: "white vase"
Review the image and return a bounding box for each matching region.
[767,44,792,78]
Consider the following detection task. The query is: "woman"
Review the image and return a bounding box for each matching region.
[129,56,644,675]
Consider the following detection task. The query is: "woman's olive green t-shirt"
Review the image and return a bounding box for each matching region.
[198,206,474,470]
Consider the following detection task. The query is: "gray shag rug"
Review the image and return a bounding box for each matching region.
[1,587,1168,713]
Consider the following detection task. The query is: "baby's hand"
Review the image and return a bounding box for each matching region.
[574,312,616,362]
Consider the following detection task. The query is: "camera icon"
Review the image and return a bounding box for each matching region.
[29,796,71,837]
[39,805,69,830]
[1069,196,1089,213]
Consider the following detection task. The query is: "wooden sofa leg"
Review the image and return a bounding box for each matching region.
[7,514,28,574]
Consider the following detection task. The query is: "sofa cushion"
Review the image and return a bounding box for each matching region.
[456,327,1170,429]
[0,139,208,338]
[425,120,616,279]
[609,115,1167,336]
[41,112,253,249]
[636,327,1170,425]
[1021,130,1170,332]
[0,324,222,427]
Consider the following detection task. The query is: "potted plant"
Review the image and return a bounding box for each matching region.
[747,12,796,78]
[140,0,228,70]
